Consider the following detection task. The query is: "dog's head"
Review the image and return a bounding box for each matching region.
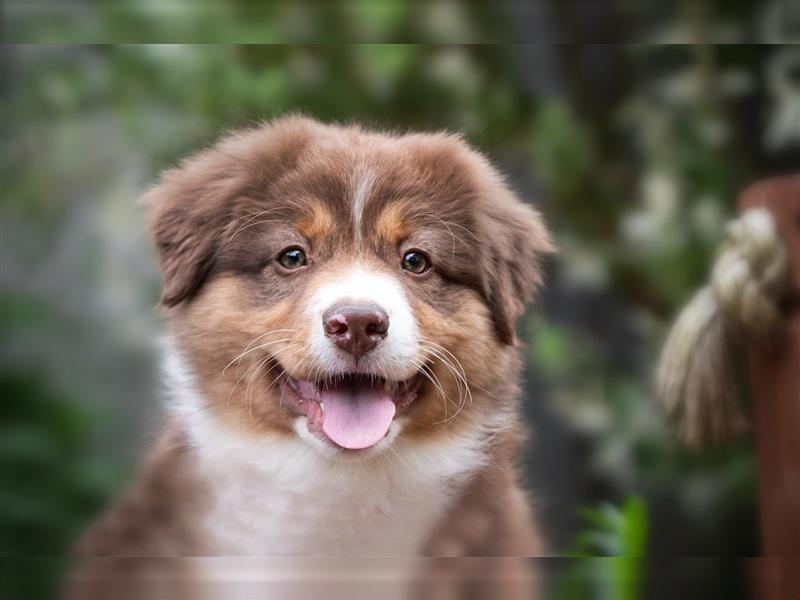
[147,116,552,456]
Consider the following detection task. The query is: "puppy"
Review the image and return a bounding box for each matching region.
[71,116,553,596]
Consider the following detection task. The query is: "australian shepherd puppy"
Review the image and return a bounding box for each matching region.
[72,116,553,596]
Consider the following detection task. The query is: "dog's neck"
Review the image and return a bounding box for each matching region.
[162,340,509,555]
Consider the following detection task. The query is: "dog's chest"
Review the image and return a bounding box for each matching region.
[202,466,449,555]
[194,435,482,556]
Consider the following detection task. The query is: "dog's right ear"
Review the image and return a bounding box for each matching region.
[144,116,320,307]
[143,151,240,307]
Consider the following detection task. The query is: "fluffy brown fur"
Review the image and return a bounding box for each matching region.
[69,116,553,598]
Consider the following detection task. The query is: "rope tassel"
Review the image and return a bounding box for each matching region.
[656,209,789,448]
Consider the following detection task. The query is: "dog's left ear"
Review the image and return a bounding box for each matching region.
[477,188,554,345]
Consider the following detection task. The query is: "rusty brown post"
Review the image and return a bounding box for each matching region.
[739,175,800,599]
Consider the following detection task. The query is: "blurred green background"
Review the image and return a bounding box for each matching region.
[3,2,800,599]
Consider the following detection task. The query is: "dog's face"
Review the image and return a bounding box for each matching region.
[147,117,552,456]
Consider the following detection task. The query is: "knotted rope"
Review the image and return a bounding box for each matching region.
[656,208,789,447]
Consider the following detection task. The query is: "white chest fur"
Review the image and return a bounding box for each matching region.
[164,343,501,556]
[194,425,482,556]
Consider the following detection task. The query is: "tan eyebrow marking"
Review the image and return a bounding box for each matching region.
[375,202,411,243]
[296,201,334,240]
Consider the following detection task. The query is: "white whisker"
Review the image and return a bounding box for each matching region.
[223,337,296,374]
[226,208,290,246]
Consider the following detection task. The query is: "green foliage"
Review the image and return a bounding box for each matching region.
[533,101,595,205]
[0,371,118,557]
[557,497,648,600]
[572,497,648,558]
[0,370,123,599]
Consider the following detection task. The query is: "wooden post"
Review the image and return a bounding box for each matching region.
[739,175,800,599]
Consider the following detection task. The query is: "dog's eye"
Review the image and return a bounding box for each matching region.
[277,247,307,270]
[401,250,430,274]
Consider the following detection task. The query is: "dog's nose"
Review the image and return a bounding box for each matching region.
[323,303,389,361]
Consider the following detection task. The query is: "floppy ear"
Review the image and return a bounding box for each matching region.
[478,189,554,345]
[143,151,241,307]
[143,116,321,307]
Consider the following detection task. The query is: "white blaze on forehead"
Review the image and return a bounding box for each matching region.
[306,267,420,380]
[351,168,375,244]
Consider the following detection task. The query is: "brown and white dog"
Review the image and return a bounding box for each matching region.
[72,116,553,594]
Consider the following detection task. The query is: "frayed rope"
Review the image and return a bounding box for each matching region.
[656,209,789,448]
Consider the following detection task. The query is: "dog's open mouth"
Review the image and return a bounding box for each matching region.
[282,373,422,450]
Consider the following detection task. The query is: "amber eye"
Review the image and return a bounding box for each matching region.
[401,250,430,274]
[277,247,307,270]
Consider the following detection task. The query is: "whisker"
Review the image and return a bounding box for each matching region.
[233,219,287,237]
[244,355,271,421]
[420,340,473,404]
[241,329,297,353]
[417,212,480,251]
[419,347,462,399]
[228,356,264,408]
[424,348,465,403]
[227,342,302,412]
[422,362,452,407]
[227,208,281,228]
[418,342,472,425]
[224,328,297,380]
[226,208,290,246]
[223,337,295,374]
[430,217,480,243]
[244,342,303,417]
[422,214,458,259]
[262,358,292,393]
[410,358,454,424]
[447,221,480,243]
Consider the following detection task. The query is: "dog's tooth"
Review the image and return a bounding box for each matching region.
[384,381,392,393]
[319,402,325,412]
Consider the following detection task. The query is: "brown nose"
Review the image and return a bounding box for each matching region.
[323,303,389,361]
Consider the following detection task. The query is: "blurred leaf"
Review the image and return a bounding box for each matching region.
[532,100,594,201]
[558,497,649,600]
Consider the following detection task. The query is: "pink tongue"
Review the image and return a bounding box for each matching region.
[320,381,396,450]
